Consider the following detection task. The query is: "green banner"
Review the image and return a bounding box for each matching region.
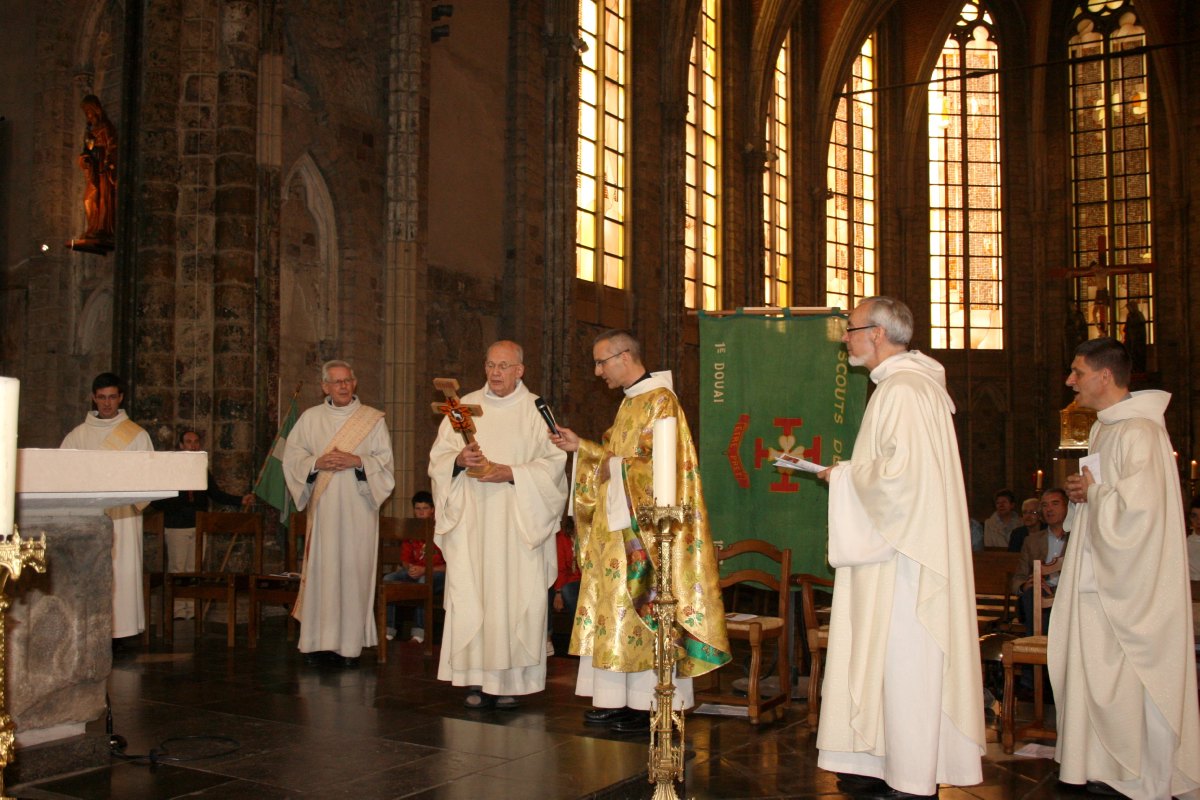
[698,313,869,578]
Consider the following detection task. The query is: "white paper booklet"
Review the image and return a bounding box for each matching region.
[773,453,826,474]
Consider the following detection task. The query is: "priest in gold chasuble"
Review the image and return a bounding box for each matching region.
[552,330,729,722]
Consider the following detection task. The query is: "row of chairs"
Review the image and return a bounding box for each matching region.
[794,553,1059,753]
[696,540,839,728]
[142,510,438,656]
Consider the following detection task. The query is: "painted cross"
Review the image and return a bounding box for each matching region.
[430,378,492,478]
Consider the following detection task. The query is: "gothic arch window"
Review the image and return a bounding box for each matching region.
[763,34,790,307]
[685,0,720,311]
[280,154,339,401]
[576,0,628,290]
[826,35,876,312]
[1068,0,1153,345]
[928,2,1004,350]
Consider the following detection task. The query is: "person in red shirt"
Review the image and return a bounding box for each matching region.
[384,491,445,642]
[547,516,581,656]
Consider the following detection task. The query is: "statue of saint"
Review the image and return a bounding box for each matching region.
[72,95,117,252]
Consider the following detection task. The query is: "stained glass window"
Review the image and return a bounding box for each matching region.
[684,0,720,310]
[826,36,876,312]
[763,35,790,307]
[1068,0,1153,344]
[577,0,628,289]
[929,3,1004,349]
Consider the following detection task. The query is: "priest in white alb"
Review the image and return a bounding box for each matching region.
[284,360,394,667]
[61,372,154,642]
[1053,337,1200,799]
[429,340,568,708]
[817,297,984,797]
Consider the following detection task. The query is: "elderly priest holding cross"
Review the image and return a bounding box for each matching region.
[429,340,568,709]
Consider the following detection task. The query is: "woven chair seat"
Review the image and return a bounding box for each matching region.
[726,615,785,634]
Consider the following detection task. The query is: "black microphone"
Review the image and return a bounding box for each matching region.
[534,397,559,435]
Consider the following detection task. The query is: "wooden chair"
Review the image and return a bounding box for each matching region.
[142,509,166,645]
[694,539,792,724]
[248,511,306,648]
[973,550,1022,633]
[165,511,263,648]
[376,516,437,661]
[1002,559,1058,753]
[793,573,834,727]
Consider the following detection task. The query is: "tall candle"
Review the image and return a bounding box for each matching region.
[652,417,678,506]
[1035,469,1044,490]
[0,377,19,539]
[1191,460,1198,481]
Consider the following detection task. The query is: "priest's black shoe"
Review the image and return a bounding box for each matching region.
[302,650,331,666]
[610,712,651,734]
[584,707,636,725]
[836,773,889,792]
[1085,781,1122,796]
[340,656,361,668]
[835,775,936,798]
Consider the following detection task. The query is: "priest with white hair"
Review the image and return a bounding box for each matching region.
[816,297,984,797]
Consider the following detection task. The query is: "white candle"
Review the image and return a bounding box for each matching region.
[0,377,19,539]
[652,417,677,506]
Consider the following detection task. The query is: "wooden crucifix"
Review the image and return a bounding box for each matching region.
[431,378,494,478]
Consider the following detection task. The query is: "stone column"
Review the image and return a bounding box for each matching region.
[654,4,695,374]
[255,2,285,471]
[131,0,183,442]
[540,1,578,414]
[382,0,428,514]
[212,0,259,490]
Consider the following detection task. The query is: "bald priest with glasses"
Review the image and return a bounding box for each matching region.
[429,340,568,710]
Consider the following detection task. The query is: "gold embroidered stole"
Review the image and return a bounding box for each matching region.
[292,405,385,620]
[101,419,144,450]
[100,419,148,516]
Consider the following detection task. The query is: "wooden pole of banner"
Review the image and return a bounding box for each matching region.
[685,306,840,317]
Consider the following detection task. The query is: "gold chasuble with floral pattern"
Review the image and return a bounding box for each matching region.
[569,372,730,676]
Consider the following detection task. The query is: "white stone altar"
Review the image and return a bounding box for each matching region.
[11,449,206,761]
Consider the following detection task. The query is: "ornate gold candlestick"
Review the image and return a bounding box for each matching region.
[636,503,692,800]
[0,527,48,800]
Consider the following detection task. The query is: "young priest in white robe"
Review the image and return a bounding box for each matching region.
[61,373,154,641]
[1054,337,1200,800]
[817,298,984,797]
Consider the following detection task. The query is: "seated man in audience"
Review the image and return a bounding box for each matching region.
[1011,488,1069,631]
[1006,497,1043,553]
[983,488,1020,548]
[382,490,444,643]
[546,516,581,657]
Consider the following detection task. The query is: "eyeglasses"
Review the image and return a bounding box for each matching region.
[484,361,521,372]
[590,347,628,367]
[324,378,355,386]
[845,324,877,334]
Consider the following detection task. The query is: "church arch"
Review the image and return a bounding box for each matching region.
[280,152,340,403]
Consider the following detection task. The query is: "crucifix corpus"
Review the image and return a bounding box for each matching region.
[431,378,495,479]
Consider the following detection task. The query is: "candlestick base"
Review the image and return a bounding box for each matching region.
[634,503,694,800]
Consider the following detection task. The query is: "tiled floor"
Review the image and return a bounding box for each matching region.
[10,623,1067,799]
